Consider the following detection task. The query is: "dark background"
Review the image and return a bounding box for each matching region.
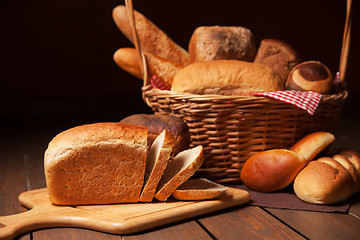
[2,0,359,128]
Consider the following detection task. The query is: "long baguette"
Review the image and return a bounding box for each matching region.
[112,5,189,66]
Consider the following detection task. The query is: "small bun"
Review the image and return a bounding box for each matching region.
[285,61,333,94]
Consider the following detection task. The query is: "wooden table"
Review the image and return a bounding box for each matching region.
[1,99,360,240]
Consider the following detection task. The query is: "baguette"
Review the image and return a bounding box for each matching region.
[171,60,284,96]
[294,151,360,204]
[44,122,148,205]
[154,145,204,201]
[113,48,183,88]
[139,130,174,202]
[172,178,228,200]
[112,5,189,66]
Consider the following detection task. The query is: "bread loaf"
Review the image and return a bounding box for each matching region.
[188,26,256,63]
[171,60,284,96]
[113,48,183,89]
[44,122,148,205]
[241,132,335,192]
[154,145,204,201]
[172,178,228,200]
[120,113,190,157]
[112,5,189,66]
[139,130,174,202]
[254,39,300,86]
[294,149,360,204]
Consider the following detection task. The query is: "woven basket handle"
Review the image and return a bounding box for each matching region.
[125,0,352,87]
[339,0,352,83]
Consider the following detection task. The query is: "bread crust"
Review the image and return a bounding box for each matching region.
[171,60,284,96]
[45,122,148,205]
[112,5,189,66]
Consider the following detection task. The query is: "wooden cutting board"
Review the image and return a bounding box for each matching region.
[0,187,249,240]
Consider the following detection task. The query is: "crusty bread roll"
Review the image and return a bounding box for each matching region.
[289,132,335,162]
[112,5,189,66]
[241,132,335,192]
[254,39,300,86]
[155,145,204,201]
[139,130,174,202]
[120,113,190,157]
[44,122,148,205]
[113,48,183,89]
[172,178,228,200]
[294,154,360,204]
[171,60,284,96]
[285,61,333,94]
[188,26,256,63]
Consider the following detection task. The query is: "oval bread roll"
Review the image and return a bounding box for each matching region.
[171,60,284,96]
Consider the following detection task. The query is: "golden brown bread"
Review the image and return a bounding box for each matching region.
[241,132,335,192]
[120,113,190,157]
[285,61,333,94]
[113,48,183,88]
[45,122,148,205]
[188,26,256,63]
[294,154,360,204]
[254,39,300,86]
[139,130,174,202]
[154,145,204,201]
[112,5,189,66]
[171,60,284,96]
[172,178,228,200]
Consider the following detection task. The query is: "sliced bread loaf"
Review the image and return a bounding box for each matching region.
[154,145,204,201]
[172,178,229,200]
[44,122,148,205]
[139,130,174,202]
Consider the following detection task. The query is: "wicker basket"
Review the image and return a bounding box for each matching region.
[125,0,352,183]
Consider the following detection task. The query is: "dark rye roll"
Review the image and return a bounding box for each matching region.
[285,61,333,94]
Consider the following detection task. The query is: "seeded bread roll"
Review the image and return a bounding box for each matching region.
[188,26,256,63]
[171,60,284,96]
[44,122,148,205]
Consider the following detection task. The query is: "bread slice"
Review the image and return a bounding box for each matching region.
[44,122,148,205]
[172,178,228,200]
[154,145,204,201]
[139,130,174,202]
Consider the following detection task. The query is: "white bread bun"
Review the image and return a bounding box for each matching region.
[44,122,148,205]
[294,157,358,204]
[154,145,204,201]
[172,178,228,200]
[290,132,335,162]
[171,60,284,96]
[139,130,174,202]
[241,132,335,192]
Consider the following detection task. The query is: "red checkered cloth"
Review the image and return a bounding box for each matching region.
[150,75,170,90]
[254,90,322,115]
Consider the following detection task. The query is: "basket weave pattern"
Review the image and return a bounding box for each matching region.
[143,87,347,183]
